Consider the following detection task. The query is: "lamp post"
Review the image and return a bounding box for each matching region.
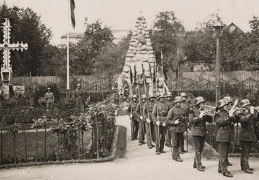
[212,16,223,104]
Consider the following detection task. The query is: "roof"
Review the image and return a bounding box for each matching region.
[61,33,83,39]
[227,23,245,34]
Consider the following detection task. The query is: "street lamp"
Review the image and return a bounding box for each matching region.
[212,15,224,104]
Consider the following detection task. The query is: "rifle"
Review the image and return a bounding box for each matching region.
[137,86,145,143]
[157,103,160,149]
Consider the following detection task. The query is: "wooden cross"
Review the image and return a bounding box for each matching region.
[0,18,28,84]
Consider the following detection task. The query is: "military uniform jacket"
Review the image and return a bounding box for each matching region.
[167,106,186,133]
[238,110,257,142]
[127,102,139,121]
[44,92,54,103]
[189,106,213,136]
[143,101,155,122]
[181,101,190,128]
[152,102,170,123]
[214,110,236,142]
[136,102,145,122]
[72,88,84,99]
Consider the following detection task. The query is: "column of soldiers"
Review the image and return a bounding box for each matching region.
[128,92,259,178]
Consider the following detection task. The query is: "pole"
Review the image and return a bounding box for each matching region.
[215,28,221,104]
[177,47,180,95]
[66,0,70,98]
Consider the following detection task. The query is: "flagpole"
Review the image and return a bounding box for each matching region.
[66,0,70,98]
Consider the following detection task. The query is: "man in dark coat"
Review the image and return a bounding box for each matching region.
[136,94,147,146]
[167,96,186,162]
[165,91,174,148]
[180,92,189,153]
[215,99,238,178]
[127,94,139,140]
[143,94,156,149]
[152,94,170,155]
[189,96,213,172]
[236,99,258,174]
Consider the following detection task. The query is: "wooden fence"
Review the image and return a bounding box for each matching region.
[11,75,113,92]
[168,71,259,90]
[10,71,259,93]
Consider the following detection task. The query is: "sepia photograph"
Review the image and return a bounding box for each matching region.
[0,0,259,179]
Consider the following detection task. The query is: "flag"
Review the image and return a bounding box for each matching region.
[70,0,76,29]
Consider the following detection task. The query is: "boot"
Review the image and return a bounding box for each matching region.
[244,169,253,174]
[223,171,233,177]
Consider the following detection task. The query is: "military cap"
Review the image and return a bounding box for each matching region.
[174,96,182,103]
[141,94,147,99]
[195,96,205,105]
[180,92,187,97]
[239,99,251,108]
[217,99,228,110]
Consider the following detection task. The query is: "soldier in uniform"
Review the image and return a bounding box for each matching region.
[136,94,147,146]
[167,96,186,162]
[72,84,84,112]
[143,94,156,149]
[223,96,235,166]
[127,94,139,140]
[152,94,170,155]
[189,96,213,172]
[236,99,258,174]
[165,91,174,148]
[214,99,238,178]
[44,87,54,111]
[180,92,189,153]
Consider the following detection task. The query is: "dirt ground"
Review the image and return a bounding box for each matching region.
[0,115,258,180]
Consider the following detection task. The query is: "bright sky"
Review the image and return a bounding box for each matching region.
[1,0,259,45]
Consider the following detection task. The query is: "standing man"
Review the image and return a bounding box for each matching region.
[189,96,213,172]
[152,94,170,155]
[136,94,147,146]
[127,94,139,140]
[180,92,189,153]
[214,99,237,178]
[167,96,186,162]
[72,84,84,112]
[236,99,257,174]
[44,87,54,111]
[165,91,174,148]
[143,94,156,149]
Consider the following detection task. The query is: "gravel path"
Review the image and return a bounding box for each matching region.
[0,115,258,180]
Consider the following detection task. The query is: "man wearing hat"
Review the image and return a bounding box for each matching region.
[189,96,213,172]
[143,94,156,149]
[236,99,257,174]
[152,94,170,155]
[165,91,173,148]
[72,84,84,112]
[167,96,186,162]
[223,96,236,166]
[136,94,147,146]
[214,99,238,177]
[180,92,189,153]
[44,87,54,111]
[127,94,139,140]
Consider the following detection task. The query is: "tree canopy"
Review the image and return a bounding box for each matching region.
[0,3,52,76]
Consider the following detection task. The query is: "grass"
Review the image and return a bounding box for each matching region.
[0,129,92,164]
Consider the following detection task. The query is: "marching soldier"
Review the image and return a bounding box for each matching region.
[143,94,156,149]
[189,96,213,172]
[165,91,174,147]
[223,96,235,166]
[236,99,257,174]
[152,94,170,155]
[127,94,139,140]
[136,94,147,146]
[72,84,84,112]
[180,92,189,153]
[167,96,186,162]
[214,99,238,178]
[44,87,54,111]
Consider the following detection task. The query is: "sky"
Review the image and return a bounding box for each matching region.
[1,0,259,45]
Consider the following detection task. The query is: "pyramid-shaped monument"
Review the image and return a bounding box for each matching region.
[118,15,168,98]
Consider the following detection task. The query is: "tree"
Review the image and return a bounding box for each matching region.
[150,11,185,77]
[0,3,52,76]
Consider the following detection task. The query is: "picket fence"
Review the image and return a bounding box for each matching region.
[10,71,259,92]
